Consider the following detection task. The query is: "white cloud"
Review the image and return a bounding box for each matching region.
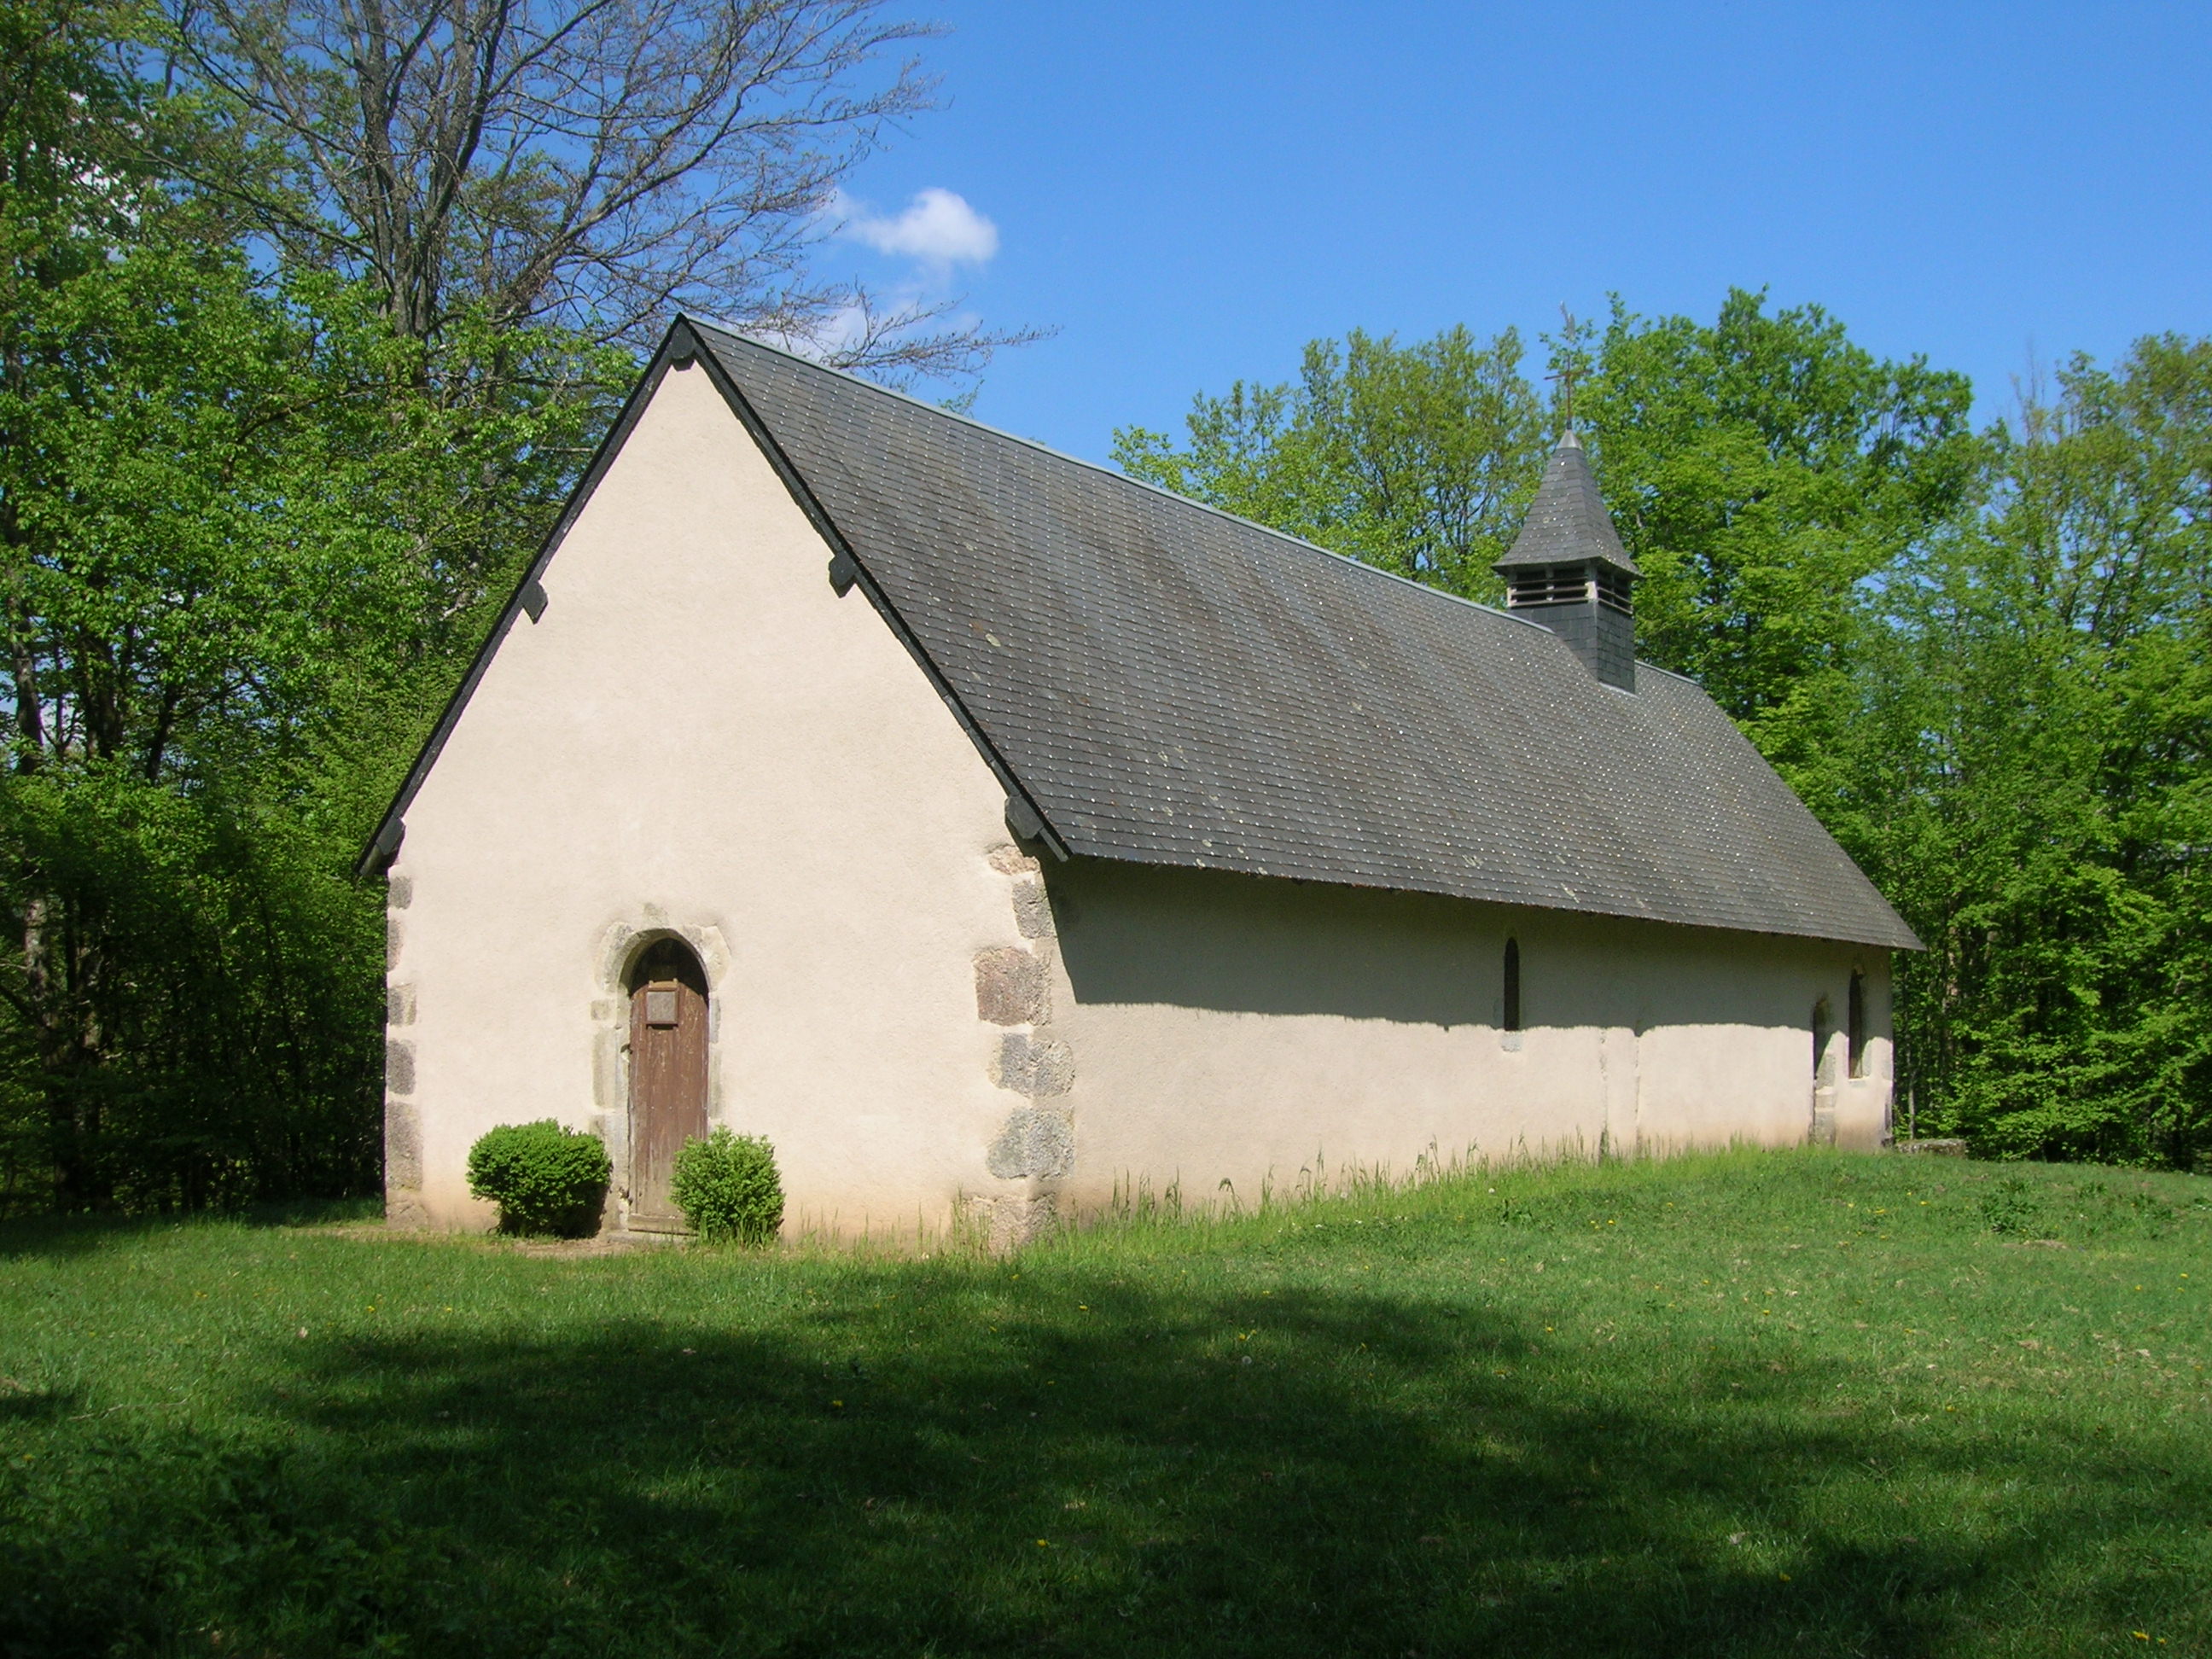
[835,187,999,270]
[779,300,870,363]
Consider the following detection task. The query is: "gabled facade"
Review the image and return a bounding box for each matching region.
[372,321,1912,1243]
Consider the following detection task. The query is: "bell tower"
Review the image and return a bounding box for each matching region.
[1492,429,1641,691]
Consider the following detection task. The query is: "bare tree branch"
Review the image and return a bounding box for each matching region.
[162,0,1026,379]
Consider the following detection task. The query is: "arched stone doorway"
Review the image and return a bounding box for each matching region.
[626,936,710,1229]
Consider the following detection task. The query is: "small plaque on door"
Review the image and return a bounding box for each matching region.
[644,987,678,1027]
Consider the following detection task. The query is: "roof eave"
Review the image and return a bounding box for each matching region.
[1051,839,1922,951]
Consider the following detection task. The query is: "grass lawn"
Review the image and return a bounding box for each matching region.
[2,1149,2207,1657]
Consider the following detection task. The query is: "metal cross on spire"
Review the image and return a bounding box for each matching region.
[1549,302,1581,438]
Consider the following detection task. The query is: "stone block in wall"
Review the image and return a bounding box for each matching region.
[385,1190,429,1231]
[990,1032,1074,1097]
[1010,876,1057,940]
[387,983,416,1027]
[987,843,1041,877]
[386,874,413,911]
[593,1025,625,1114]
[385,1038,416,1097]
[385,913,405,971]
[987,1105,1074,1179]
[1834,1086,1893,1154]
[1810,1086,1837,1148]
[974,946,1049,1026]
[963,1191,1058,1253]
[384,1097,422,1191]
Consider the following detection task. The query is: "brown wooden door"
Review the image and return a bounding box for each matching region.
[627,939,709,1228]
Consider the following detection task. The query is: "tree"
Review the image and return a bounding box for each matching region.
[1572,291,1978,738]
[0,0,619,1210]
[0,237,617,1208]
[1115,325,1548,601]
[164,0,1027,378]
[1115,296,1977,681]
[1837,338,2212,1167]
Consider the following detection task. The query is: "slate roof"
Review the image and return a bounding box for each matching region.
[1493,431,1640,574]
[688,321,1917,950]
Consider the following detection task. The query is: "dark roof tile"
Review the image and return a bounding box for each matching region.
[690,323,1911,950]
[1493,431,1639,574]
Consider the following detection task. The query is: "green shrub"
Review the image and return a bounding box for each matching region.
[670,1128,783,1243]
[464,1121,609,1237]
[1979,1172,2040,1236]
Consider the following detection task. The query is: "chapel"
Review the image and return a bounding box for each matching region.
[367,317,1914,1241]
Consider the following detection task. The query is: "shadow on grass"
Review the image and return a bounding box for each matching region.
[0,1211,180,1261]
[7,1254,2192,1659]
[239,1195,386,1230]
[0,1382,83,1422]
[0,1196,381,1260]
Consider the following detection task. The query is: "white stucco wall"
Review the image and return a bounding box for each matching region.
[383,358,1026,1234]
[381,359,1896,1243]
[1022,859,1893,1222]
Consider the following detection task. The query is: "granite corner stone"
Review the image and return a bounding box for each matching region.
[974,946,1048,1026]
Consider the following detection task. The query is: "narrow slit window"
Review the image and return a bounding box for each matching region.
[1847,971,1867,1079]
[1503,937,1522,1033]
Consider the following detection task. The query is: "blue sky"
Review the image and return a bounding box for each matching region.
[820,1,2212,463]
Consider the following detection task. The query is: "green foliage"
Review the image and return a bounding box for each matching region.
[670,1126,785,1243]
[464,1120,609,1237]
[0,253,615,1212]
[1115,324,1548,601]
[1831,337,2212,1167]
[0,765,382,1212]
[1978,1173,2039,1235]
[1112,294,1974,676]
[0,0,625,1214]
[1572,290,1978,732]
[2,1152,2206,1655]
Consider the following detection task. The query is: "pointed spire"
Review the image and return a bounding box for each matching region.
[1493,433,1639,576]
[1494,430,1640,692]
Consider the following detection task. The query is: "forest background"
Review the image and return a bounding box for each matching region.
[2,0,2204,1215]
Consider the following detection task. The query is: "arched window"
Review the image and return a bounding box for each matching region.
[1503,937,1522,1033]
[1847,970,1867,1079]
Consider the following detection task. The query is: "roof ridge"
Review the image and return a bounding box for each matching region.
[683,315,1565,640]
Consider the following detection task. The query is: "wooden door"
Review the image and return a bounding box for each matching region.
[627,939,709,1228]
